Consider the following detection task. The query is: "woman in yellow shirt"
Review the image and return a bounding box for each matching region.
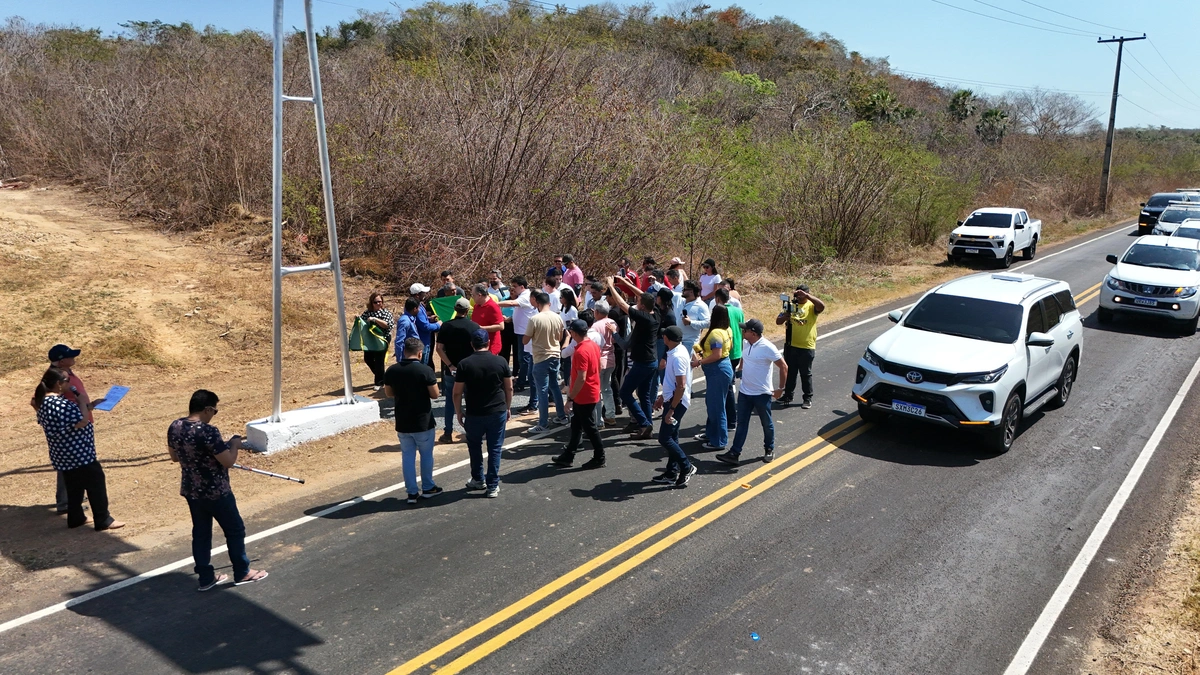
[691,305,734,450]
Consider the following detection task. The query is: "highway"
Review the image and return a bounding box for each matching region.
[3,220,1200,674]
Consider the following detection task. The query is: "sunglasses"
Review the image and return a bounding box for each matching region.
[205,406,219,415]
[372,299,384,305]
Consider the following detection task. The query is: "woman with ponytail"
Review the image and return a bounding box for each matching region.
[34,368,123,530]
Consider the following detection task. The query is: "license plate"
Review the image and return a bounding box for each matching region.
[964,248,980,254]
[1133,297,1157,306]
[892,400,926,417]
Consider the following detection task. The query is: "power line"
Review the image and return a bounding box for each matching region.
[1148,39,1200,106]
[1118,94,1172,124]
[1014,0,1141,34]
[1123,49,1200,109]
[891,69,1108,97]
[1106,44,1200,114]
[928,0,1093,36]
[968,0,1097,35]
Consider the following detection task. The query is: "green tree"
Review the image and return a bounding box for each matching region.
[975,108,1009,145]
[947,89,977,124]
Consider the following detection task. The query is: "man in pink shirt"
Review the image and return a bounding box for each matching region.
[561,254,585,290]
[33,344,105,514]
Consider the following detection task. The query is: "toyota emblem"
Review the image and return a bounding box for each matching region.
[905,370,924,384]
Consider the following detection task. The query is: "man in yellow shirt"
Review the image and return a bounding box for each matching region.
[775,284,825,408]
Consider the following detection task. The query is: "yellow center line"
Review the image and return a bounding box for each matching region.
[385,415,864,675]
[1075,289,1101,306]
[431,423,873,675]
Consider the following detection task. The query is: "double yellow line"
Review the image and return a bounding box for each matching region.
[386,416,870,675]
[385,276,1105,674]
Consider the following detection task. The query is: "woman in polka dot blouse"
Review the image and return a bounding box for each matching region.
[33,367,123,530]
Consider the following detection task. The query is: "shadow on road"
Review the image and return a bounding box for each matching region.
[69,571,322,674]
[1083,308,1192,338]
[0,503,142,575]
[839,418,1005,467]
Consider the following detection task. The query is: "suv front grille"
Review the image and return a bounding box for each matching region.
[876,358,958,385]
[953,236,1001,248]
[866,384,967,422]
[1114,280,1181,297]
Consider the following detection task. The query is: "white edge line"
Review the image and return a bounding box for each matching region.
[0,221,1132,635]
[1003,350,1200,674]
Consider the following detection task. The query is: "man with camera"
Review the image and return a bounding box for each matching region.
[775,284,825,408]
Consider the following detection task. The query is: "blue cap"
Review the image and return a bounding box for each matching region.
[471,328,491,348]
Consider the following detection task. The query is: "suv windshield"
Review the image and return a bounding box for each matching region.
[1147,194,1183,208]
[961,212,1013,228]
[904,294,1024,344]
[1121,244,1200,271]
[1159,206,1200,224]
[1173,227,1200,241]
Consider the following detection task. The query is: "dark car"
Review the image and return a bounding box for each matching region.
[1140,193,1200,235]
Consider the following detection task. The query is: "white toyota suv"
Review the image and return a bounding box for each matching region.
[852,273,1082,452]
[1099,235,1200,335]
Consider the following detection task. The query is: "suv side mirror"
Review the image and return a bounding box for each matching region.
[1027,332,1055,347]
[1014,222,1024,230]
[956,220,963,227]
[1140,202,1146,207]
[1106,254,1119,264]
[887,309,904,323]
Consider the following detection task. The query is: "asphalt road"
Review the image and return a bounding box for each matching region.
[4,221,1199,675]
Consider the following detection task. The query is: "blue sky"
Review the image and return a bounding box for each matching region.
[7,0,1200,128]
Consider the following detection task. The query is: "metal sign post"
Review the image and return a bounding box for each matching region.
[270,0,355,422]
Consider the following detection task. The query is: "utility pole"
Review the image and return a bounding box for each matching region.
[1097,34,1145,213]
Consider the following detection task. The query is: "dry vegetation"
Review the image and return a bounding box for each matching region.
[0,6,1196,286]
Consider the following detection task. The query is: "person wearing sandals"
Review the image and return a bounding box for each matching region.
[33,367,124,531]
[360,291,394,390]
[168,390,267,591]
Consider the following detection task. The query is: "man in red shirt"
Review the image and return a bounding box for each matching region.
[470,283,505,355]
[553,320,605,469]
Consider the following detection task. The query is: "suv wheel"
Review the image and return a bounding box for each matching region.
[1023,236,1037,260]
[985,392,1022,453]
[1137,225,1149,236]
[858,403,888,425]
[1097,306,1114,324]
[999,245,1014,269]
[1047,355,1076,409]
[947,254,959,265]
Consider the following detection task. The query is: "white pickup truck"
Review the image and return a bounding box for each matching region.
[947,207,1042,269]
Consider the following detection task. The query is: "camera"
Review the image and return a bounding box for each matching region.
[779,293,792,312]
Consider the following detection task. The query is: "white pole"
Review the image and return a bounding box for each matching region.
[270,0,285,422]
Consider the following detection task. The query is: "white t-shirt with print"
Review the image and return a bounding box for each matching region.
[661,343,693,410]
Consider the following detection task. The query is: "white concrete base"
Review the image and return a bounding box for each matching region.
[244,396,380,455]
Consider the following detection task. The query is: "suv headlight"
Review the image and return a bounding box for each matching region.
[1105,275,1120,290]
[862,349,883,368]
[1174,286,1198,298]
[1153,227,1165,235]
[959,364,1008,385]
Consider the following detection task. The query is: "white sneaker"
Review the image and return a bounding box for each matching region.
[528,425,551,434]
[465,479,486,490]
[486,486,500,498]
[552,416,570,426]
[693,432,707,441]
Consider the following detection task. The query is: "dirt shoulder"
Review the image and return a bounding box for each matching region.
[0,185,1135,619]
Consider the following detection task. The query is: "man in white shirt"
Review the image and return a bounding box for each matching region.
[545,269,571,313]
[499,276,538,410]
[716,319,788,466]
[678,280,710,354]
[651,326,696,488]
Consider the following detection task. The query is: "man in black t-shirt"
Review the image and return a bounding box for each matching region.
[434,297,481,443]
[606,277,660,439]
[454,329,513,498]
[384,338,443,504]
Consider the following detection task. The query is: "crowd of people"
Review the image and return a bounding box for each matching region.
[356,253,824,494]
[28,253,824,591]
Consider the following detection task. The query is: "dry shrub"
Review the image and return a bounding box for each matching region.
[88,331,168,368]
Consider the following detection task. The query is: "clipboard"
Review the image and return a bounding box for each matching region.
[93,385,129,412]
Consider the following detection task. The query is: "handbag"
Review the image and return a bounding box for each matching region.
[348,317,389,352]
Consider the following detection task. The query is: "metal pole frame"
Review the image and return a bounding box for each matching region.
[271,0,355,423]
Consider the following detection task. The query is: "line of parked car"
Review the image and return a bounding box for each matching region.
[851,192,1200,454]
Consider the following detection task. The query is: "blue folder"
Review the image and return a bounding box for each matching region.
[93,385,129,412]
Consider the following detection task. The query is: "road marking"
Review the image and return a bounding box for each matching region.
[388,420,870,675]
[1003,352,1200,674]
[0,221,1131,635]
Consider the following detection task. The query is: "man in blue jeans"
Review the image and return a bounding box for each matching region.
[434,298,481,443]
[606,278,661,440]
[651,326,696,487]
[523,291,567,434]
[385,338,443,504]
[455,329,514,498]
[167,390,268,591]
[716,319,788,466]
